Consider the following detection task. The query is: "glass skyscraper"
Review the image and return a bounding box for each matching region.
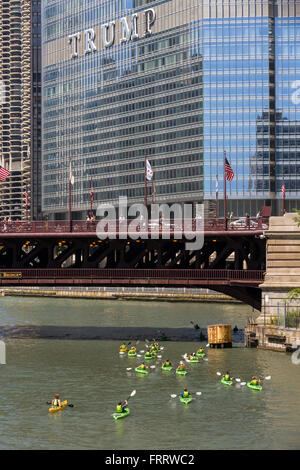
[42,0,300,220]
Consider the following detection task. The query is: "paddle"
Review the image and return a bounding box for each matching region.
[124,389,136,403]
[46,401,74,408]
[235,375,271,384]
[170,391,202,398]
[126,365,156,371]
[111,390,136,416]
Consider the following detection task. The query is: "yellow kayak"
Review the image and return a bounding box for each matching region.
[49,400,68,413]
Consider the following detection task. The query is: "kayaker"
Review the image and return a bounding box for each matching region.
[177,362,185,371]
[223,372,233,382]
[250,376,260,386]
[197,347,204,354]
[138,362,148,370]
[163,359,171,367]
[128,346,136,354]
[145,350,152,358]
[52,394,61,408]
[116,399,128,413]
[180,388,190,398]
[120,344,127,351]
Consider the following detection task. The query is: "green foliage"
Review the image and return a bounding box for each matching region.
[285,288,300,301]
[286,310,300,328]
[292,208,300,226]
[268,316,279,326]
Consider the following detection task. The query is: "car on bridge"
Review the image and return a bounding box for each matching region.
[229,218,268,230]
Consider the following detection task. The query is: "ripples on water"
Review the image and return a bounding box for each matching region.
[0,297,299,450]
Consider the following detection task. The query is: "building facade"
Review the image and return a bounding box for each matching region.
[42,0,300,220]
[0,0,42,221]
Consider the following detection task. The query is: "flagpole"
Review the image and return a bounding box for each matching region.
[90,179,93,217]
[152,173,155,205]
[69,158,72,232]
[216,172,218,219]
[144,154,147,209]
[224,150,227,229]
[25,187,29,222]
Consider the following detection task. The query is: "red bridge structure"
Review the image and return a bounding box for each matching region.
[0,217,268,310]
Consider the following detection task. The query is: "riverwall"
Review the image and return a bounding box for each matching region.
[0,286,240,303]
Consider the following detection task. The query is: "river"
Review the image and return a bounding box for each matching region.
[0,296,299,450]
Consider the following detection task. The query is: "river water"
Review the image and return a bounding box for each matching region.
[0,296,299,450]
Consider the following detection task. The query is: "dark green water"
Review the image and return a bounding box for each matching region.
[0,297,299,450]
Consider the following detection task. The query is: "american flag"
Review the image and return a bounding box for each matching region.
[0,165,10,182]
[225,158,234,181]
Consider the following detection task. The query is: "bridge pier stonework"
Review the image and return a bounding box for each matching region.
[246,213,300,351]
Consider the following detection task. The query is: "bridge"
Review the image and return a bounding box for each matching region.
[0,217,268,310]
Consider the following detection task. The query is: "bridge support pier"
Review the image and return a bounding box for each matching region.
[246,213,300,351]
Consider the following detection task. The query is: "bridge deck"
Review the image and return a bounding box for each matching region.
[0,218,268,237]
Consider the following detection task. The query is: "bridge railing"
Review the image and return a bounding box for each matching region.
[0,268,265,282]
[0,218,269,234]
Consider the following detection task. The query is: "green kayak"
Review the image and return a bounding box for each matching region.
[176,369,187,376]
[180,396,193,404]
[247,382,262,391]
[128,351,136,357]
[162,365,173,372]
[221,377,233,386]
[196,352,206,358]
[144,355,153,360]
[135,367,149,375]
[186,358,199,363]
[113,407,130,420]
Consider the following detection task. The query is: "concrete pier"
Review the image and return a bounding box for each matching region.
[245,213,300,351]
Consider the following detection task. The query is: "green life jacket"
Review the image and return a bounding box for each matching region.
[53,399,60,407]
[140,364,145,370]
[116,404,123,413]
[183,391,189,398]
[251,379,258,385]
[165,362,170,367]
[225,374,230,381]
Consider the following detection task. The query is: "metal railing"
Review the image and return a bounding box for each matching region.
[267,302,300,329]
[0,268,265,282]
[0,217,269,235]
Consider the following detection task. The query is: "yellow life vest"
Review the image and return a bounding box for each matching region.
[183,391,189,398]
[116,404,122,413]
